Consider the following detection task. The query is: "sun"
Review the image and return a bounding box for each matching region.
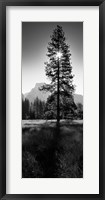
[56,51,62,59]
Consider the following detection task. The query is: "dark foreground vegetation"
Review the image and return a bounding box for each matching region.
[22,120,83,178]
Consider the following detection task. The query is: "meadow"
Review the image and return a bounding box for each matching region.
[22,120,83,178]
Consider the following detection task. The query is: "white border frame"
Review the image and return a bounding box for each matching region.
[6,6,99,194]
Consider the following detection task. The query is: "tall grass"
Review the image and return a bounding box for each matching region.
[22,123,83,178]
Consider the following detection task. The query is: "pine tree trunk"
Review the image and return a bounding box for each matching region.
[57,58,60,127]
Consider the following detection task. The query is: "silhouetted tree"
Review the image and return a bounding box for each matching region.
[40,25,76,124]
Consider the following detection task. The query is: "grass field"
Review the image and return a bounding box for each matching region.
[22,120,83,178]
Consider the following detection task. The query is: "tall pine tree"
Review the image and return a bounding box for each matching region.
[41,25,75,125]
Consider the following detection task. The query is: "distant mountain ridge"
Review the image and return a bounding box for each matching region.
[23,83,83,105]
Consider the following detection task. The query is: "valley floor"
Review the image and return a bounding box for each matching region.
[22,120,83,178]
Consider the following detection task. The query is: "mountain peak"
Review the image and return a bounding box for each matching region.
[35,82,45,86]
[24,83,83,104]
[35,82,45,89]
[24,83,50,102]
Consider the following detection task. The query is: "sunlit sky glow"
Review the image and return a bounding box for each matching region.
[22,22,83,95]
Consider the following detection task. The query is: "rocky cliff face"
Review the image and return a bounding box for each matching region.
[24,83,83,104]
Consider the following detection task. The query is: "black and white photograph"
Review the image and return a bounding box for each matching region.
[22,22,83,178]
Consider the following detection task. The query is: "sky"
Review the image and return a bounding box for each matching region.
[22,22,83,95]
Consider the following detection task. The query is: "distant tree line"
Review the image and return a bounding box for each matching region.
[22,97,83,120]
[22,97,46,120]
